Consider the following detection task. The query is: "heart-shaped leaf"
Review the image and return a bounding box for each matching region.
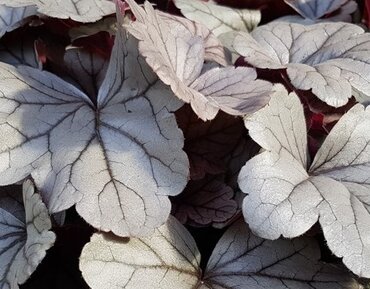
[0,17,189,237]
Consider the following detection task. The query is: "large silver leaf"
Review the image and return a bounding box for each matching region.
[125,0,272,120]
[80,216,202,289]
[80,216,360,289]
[0,0,115,22]
[173,0,261,36]
[204,220,360,289]
[230,22,370,107]
[0,180,56,289]
[0,5,37,38]
[283,0,356,21]
[0,21,189,237]
[239,86,370,277]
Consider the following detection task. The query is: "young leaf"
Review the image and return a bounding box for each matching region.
[173,0,261,36]
[283,0,357,22]
[0,180,56,289]
[239,85,370,277]
[0,5,37,38]
[0,0,115,22]
[228,22,370,107]
[172,175,238,227]
[125,0,272,121]
[80,216,360,289]
[0,20,189,237]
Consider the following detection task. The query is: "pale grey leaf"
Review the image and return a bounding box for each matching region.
[0,21,189,237]
[239,152,322,239]
[244,85,308,168]
[0,0,115,22]
[158,11,228,66]
[240,88,370,277]
[0,5,37,38]
[309,104,370,277]
[190,66,272,116]
[232,22,370,107]
[0,180,55,289]
[80,216,202,289]
[284,0,354,20]
[173,0,261,36]
[204,220,361,289]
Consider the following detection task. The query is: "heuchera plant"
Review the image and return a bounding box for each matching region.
[0,0,369,288]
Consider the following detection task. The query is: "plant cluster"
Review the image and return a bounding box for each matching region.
[0,0,369,288]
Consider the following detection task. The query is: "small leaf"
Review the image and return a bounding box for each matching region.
[173,0,261,36]
[230,22,370,107]
[239,85,370,277]
[0,180,56,289]
[172,175,238,227]
[80,217,360,289]
[0,0,115,22]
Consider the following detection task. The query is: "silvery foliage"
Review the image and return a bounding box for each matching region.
[0,0,115,22]
[0,17,189,237]
[282,0,357,23]
[239,85,370,277]
[0,180,55,289]
[125,0,273,121]
[173,0,261,36]
[0,5,37,38]
[80,216,361,289]
[223,21,370,108]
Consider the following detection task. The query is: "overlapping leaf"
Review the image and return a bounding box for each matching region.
[173,0,261,36]
[0,180,56,289]
[0,0,115,22]
[0,5,37,38]
[239,85,370,277]
[283,0,357,22]
[227,22,370,107]
[125,0,272,120]
[80,216,360,289]
[0,18,189,237]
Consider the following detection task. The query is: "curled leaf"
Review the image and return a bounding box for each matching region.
[125,0,272,120]
[0,180,55,289]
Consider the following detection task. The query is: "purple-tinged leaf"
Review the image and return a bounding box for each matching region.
[228,22,370,107]
[80,216,361,289]
[0,180,55,289]
[173,175,237,227]
[239,85,370,277]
